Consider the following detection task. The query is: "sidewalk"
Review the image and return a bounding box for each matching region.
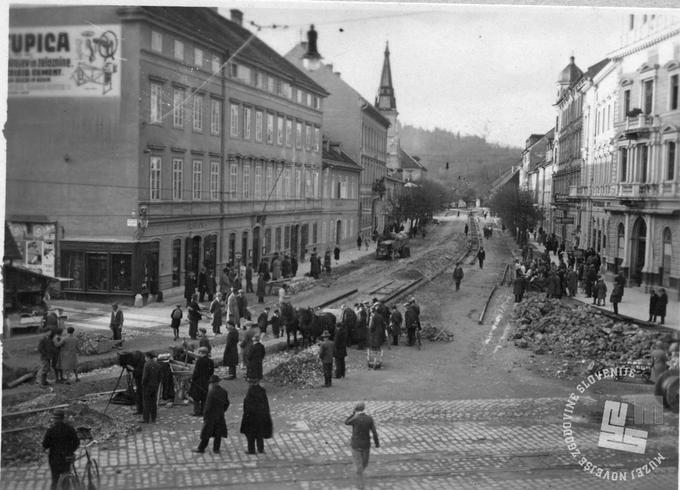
[522,241,679,331]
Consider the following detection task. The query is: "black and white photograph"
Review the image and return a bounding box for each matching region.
[1,1,679,489]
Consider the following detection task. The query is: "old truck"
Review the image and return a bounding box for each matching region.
[376,237,410,260]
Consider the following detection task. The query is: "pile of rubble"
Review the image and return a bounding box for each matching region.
[420,324,455,342]
[512,293,672,378]
[76,331,121,356]
[1,394,138,466]
[265,346,323,388]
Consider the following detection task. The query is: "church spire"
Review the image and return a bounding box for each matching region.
[376,41,396,111]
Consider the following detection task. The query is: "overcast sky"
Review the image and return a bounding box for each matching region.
[225,2,651,147]
[3,1,679,147]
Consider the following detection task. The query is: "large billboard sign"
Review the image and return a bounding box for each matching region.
[7,222,57,277]
[8,24,121,97]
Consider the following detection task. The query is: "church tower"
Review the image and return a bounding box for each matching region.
[376,42,400,173]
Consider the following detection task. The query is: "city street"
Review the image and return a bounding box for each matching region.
[3,214,677,489]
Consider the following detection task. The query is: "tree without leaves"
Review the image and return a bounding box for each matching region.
[488,186,542,245]
[388,179,453,231]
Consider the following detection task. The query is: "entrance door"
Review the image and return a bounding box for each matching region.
[252,227,261,268]
[300,224,309,259]
[142,251,159,294]
[662,227,672,287]
[336,220,342,245]
[203,235,217,276]
[291,225,299,260]
[630,217,646,286]
[185,236,201,279]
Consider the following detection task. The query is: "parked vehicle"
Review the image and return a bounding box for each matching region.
[376,238,410,260]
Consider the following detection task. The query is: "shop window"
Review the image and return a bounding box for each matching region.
[111,254,132,291]
[61,251,84,290]
[87,254,109,291]
[275,227,282,251]
[172,239,181,287]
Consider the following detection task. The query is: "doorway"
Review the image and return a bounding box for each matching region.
[336,220,342,245]
[252,227,261,268]
[662,227,672,287]
[630,217,646,286]
[291,224,299,260]
[185,236,201,279]
[300,224,309,259]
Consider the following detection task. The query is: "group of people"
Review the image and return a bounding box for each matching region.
[37,314,80,387]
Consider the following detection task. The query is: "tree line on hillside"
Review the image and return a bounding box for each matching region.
[398,124,522,199]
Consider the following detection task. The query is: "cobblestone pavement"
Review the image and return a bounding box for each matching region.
[3,395,676,490]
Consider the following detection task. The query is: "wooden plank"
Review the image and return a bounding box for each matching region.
[3,403,70,418]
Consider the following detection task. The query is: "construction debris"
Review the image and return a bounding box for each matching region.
[265,346,324,388]
[420,324,455,342]
[511,293,674,378]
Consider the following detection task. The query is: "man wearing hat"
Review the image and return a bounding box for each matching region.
[110,303,124,341]
[189,346,214,416]
[141,351,162,423]
[226,287,240,328]
[43,409,80,490]
[389,305,403,347]
[240,378,273,455]
[345,402,380,490]
[257,307,271,338]
[222,321,239,380]
[318,330,335,387]
[404,301,420,347]
[193,375,229,454]
[245,334,265,382]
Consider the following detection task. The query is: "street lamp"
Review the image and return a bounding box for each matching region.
[302,24,322,71]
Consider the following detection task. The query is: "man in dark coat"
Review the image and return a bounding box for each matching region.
[257,307,270,337]
[389,305,403,346]
[193,375,229,454]
[355,304,368,350]
[404,302,420,347]
[240,379,273,455]
[198,267,208,302]
[334,323,348,379]
[245,334,265,381]
[185,272,196,307]
[270,309,282,338]
[222,322,239,379]
[245,262,254,293]
[237,289,250,323]
[38,331,58,386]
[256,272,266,304]
[309,248,321,279]
[464,223,469,236]
[476,247,486,269]
[656,288,669,325]
[342,304,358,344]
[42,410,80,490]
[319,330,335,387]
[187,294,202,340]
[209,293,223,335]
[190,347,215,416]
[513,273,526,303]
[452,262,464,291]
[141,351,162,423]
[334,246,341,261]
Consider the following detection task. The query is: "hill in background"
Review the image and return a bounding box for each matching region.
[399,124,522,198]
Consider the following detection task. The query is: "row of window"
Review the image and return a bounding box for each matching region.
[229,102,320,151]
[229,62,322,110]
[618,141,676,183]
[149,29,322,112]
[622,73,679,117]
[149,156,358,202]
[150,81,222,134]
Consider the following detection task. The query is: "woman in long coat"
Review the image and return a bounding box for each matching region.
[256,272,266,304]
[271,255,282,281]
[656,288,668,324]
[240,379,273,454]
[210,294,223,335]
[56,327,79,383]
[245,335,265,381]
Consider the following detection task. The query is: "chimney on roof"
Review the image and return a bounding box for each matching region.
[230,9,243,26]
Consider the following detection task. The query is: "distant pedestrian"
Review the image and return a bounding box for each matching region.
[357,234,363,250]
[193,375,229,454]
[237,289,250,323]
[222,322,239,380]
[42,410,79,490]
[51,329,65,384]
[55,327,79,383]
[226,287,240,327]
[198,267,208,303]
[270,308,282,338]
[404,302,419,347]
[187,294,202,340]
[464,223,469,236]
[610,283,623,315]
[189,347,214,416]
[240,379,273,455]
[334,323,348,379]
[368,306,386,368]
[110,303,124,341]
[245,262,254,293]
[334,245,341,261]
[452,262,464,291]
[257,307,270,337]
[567,268,578,297]
[141,351,162,423]
[595,277,607,306]
[614,271,626,301]
[513,273,525,303]
[345,402,380,490]
[209,293,223,335]
[185,272,197,307]
[650,341,669,383]
[319,330,335,386]
[170,304,183,341]
[389,305,403,346]
[37,330,58,386]
[648,289,659,323]
[476,247,485,269]
[656,288,668,325]
[256,272,266,304]
[245,334,265,381]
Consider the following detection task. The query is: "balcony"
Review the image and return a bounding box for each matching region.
[616,112,656,138]
[616,182,660,201]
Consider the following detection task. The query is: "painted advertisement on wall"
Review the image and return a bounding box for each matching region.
[8,24,121,97]
[7,222,57,277]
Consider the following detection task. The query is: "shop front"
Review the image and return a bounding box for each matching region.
[60,240,159,304]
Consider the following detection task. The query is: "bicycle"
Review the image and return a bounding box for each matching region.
[56,428,100,490]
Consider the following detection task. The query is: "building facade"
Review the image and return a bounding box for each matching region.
[285,42,390,239]
[6,6,328,301]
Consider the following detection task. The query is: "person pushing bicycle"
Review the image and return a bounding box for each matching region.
[42,409,79,490]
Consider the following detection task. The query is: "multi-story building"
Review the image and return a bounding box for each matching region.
[520,133,548,195]
[321,140,361,250]
[536,129,556,233]
[6,6,328,301]
[604,14,680,288]
[285,41,390,239]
